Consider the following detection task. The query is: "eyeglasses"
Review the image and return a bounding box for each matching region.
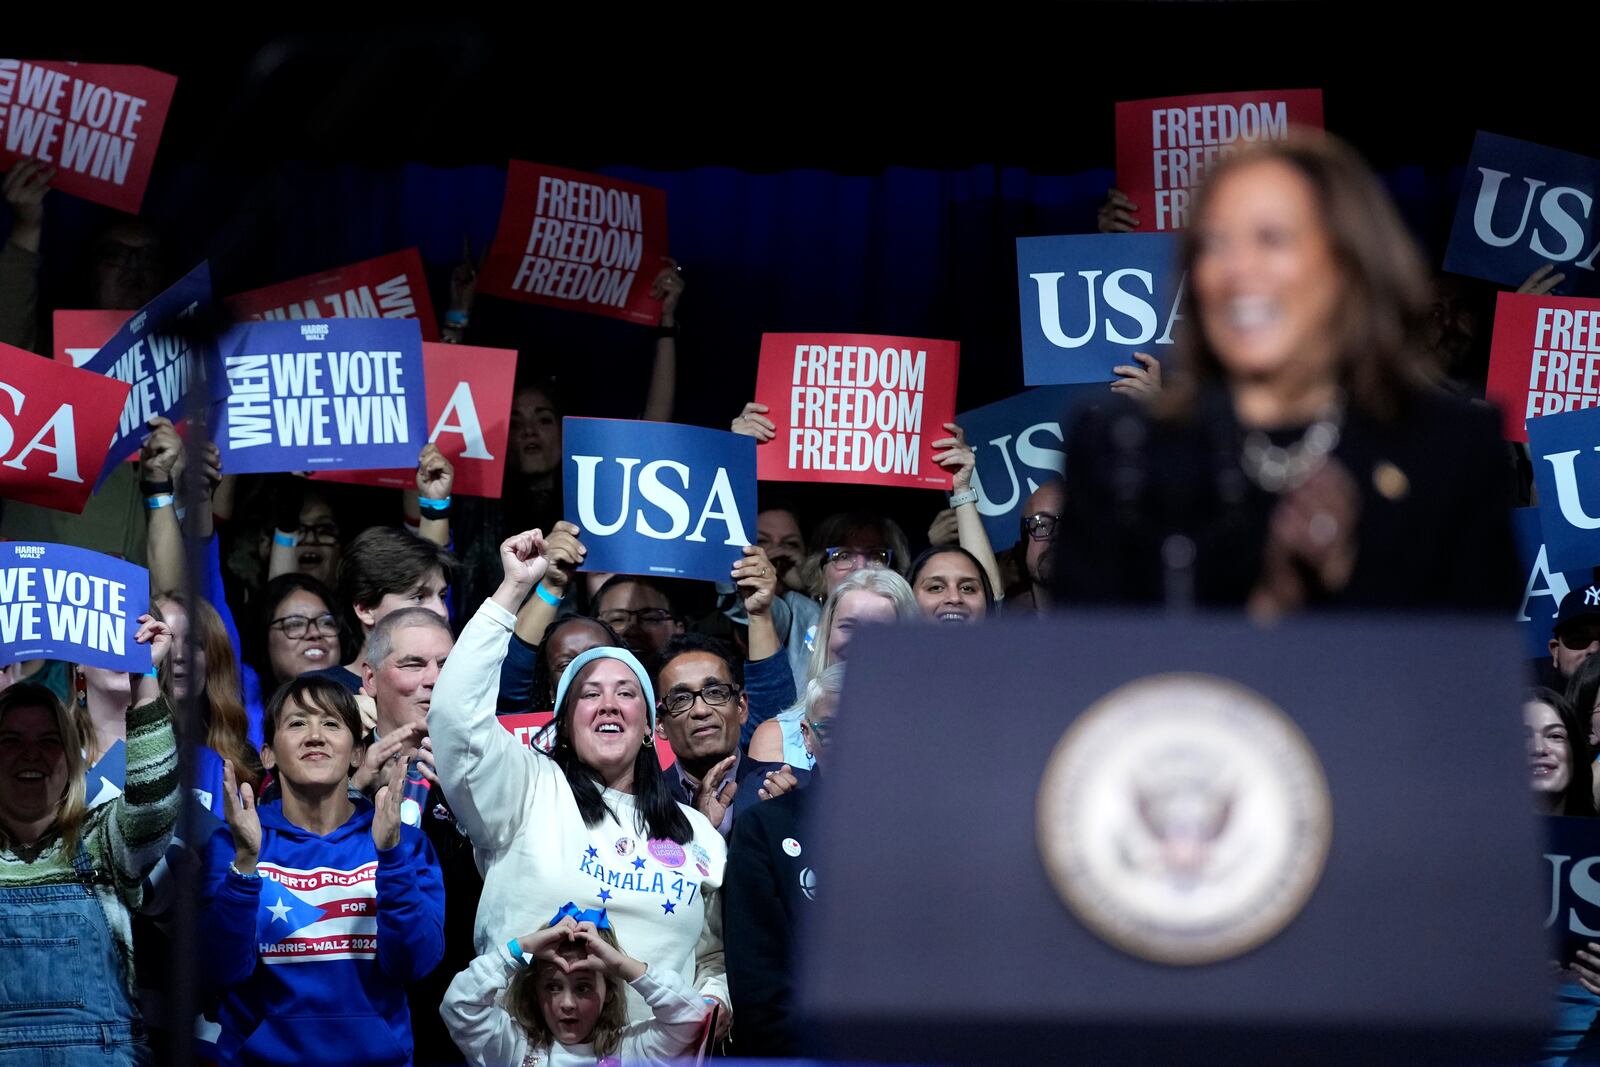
[803,716,833,746]
[270,613,339,639]
[659,682,742,719]
[824,547,892,570]
[597,608,674,629]
[1022,513,1060,541]
[297,522,340,544]
[1558,625,1600,652]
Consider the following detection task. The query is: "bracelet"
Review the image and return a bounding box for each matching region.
[139,478,174,496]
[947,487,979,508]
[143,494,175,511]
[417,495,452,514]
[144,665,160,678]
[228,860,259,880]
[654,322,678,340]
[534,582,563,607]
[444,310,469,329]
[508,938,528,965]
[273,530,296,547]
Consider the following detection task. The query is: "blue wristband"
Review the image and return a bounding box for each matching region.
[418,495,452,513]
[534,582,562,607]
[144,665,159,678]
[273,530,295,547]
[508,938,528,965]
[143,494,174,510]
[444,310,469,329]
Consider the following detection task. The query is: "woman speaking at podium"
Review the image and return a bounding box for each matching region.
[1055,133,1519,616]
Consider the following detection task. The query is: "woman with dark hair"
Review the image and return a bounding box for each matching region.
[908,546,995,624]
[432,530,729,1034]
[1055,132,1518,615]
[250,573,344,690]
[1526,687,1594,817]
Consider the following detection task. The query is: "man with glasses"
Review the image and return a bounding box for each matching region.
[655,635,798,837]
[594,575,685,664]
[1551,586,1600,686]
[1019,479,1064,615]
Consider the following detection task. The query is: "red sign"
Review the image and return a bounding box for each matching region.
[309,342,517,496]
[53,309,130,367]
[1114,89,1323,232]
[498,712,675,770]
[0,60,176,213]
[225,249,439,341]
[753,332,959,490]
[1487,292,1600,442]
[0,341,133,513]
[479,162,668,325]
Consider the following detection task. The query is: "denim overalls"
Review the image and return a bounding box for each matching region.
[0,841,148,1066]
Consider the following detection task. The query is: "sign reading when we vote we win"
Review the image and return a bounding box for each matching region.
[211,318,428,475]
[224,248,441,342]
[0,60,177,213]
[753,333,958,490]
[0,542,150,674]
[1486,293,1600,442]
[564,418,756,584]
[312,343,516,497]
[479,162,669,325]
[1114,89,1323,232]
[0,341,131,514]
[1017,234,1182,386]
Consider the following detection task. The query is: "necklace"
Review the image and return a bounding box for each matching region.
[1239,406,1342,494]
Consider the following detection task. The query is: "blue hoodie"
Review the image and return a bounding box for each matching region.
[201,797,445,1066]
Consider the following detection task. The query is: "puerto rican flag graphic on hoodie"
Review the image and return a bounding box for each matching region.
[256,861,379,964]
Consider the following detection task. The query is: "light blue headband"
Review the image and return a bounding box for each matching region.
[552,645,658,729]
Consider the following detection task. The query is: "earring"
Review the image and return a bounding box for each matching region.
[75,669,88,709]
[643,733,656,749]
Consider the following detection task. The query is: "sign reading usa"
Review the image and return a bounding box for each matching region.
[0,60,176,213]
[0,542,150,674]
[1486,293,1600,441]
[564,417,755,583]
[1114,89,1322,231]
[210,318,428,475]
[479,162,668,325]
[957,386,1089,551]
[1444,132,1600,295]
[312,342,516,497]
[1513,507,1594,660]
[1528,405,1600,571]
[1017,234,1182,385]
[0,341,131,513]
[224,248,440,342]
[752,333,959,490]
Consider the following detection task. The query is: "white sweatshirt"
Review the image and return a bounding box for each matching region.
[432,599,729,1024]
[442,943,706,1067]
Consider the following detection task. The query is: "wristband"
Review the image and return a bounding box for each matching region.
[534,582,563,607]
[273,530,296,547]
[444,310,469,329]
[139,478,174,496]
[145,665,160,678]
[228,861,259,880]
[508,938,529,966]
[417,495,452,514]
[143,494,175,511]
[654,322,678,340]
[947,487,979,508]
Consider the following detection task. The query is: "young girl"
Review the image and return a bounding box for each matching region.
[443,905,707,1066]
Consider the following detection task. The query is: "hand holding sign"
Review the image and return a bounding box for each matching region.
[538,521,587,597]
[931,422,976,491]
[138,415,181,484]
[2,157,52,247]
[130,613,170,707]
[650,257,685,326]
[417,442,455,501]
[1520,264,1568,297]
[731,401,776,442]
[1096,188,1139,233]
[1110,352,1163,398]
[733,544,779,618]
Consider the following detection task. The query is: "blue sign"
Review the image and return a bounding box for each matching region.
[1512,507,1593,659]
[1528,407,1600,572]
[86,260,212,488]
[564,417,757,583]
[1544,816,1600,965]
[210,318,428,475]
[1444,132,1600,296]
[1017,233,1182,385]
[958,386,1101,550]
[0,542,151,673]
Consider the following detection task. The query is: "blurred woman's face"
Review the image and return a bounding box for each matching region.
[1190,159,1344,392]
[510,388,561,476]
[1526,700,1573,799]
[292,494,341,589]
[0,706,69,838]
[266,590,339,684]
[157,600,208,703]
[827,591,898,664]
[914,552,987,624]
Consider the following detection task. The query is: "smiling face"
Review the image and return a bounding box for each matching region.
[1526,699,1573,803]
[828,590,899,664]
[756,509,805,583]
[535,961,605,1046]
[267,589,339,684]
[261,693,363,790]
[914,551,987,624]
[656,652,746,770]
[567,659,649,791]
[510,387,561,476]
[1190,159,1345,398]
[291,494,341,588]
[364,623,453,738]
[0,705,70,844]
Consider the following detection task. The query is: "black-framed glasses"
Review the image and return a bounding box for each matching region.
[269,613,339,640]
[1022,513,1060,541]
[823,547,892,570]
[598,608,674,629]
[659,682,742,718]
[1558,625,1600,652]
[297,522,340,544]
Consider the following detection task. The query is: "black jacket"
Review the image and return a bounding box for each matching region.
[410,781,483,1066]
